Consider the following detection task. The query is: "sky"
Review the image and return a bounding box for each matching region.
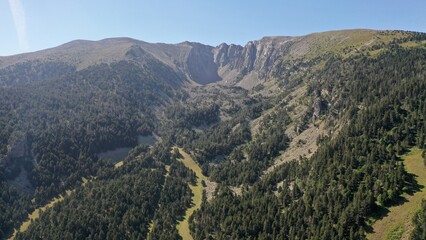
[1,0,426,56]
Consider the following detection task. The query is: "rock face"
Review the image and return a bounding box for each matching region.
[312,96,328,120]
[211,37,296,87]
[213,43,244,68]
[181,42,221,85]
[0,36,297,88]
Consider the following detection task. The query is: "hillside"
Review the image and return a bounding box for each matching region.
[1,29,426,239]
[367,148,426,240]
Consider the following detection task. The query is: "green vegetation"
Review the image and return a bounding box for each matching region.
[175,148,208,240]
[15,145,194,240]
[190,43,426,239]
[367,148,426,240]
[284,30,410,60]
[0,59,181,238]
[385,224,404,240]
[410,151,426,240]
[1,30,426,240]
[412,200,426,240]
[400,40,426,49]
[208,104,290,185]
[11,189,70,239]
[14,147,163,239]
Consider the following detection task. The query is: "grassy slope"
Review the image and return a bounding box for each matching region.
[114,160,124,168]
[367,147,426,240]
[285,29,410,61]
[175,147,207,240]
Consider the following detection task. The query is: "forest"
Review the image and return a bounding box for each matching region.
[1,31,426,239]
[189,41,426,239]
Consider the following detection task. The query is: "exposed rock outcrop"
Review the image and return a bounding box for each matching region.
[212,43,243,68]
[0,30,395,88]
[212,37,296,87]
[181,42,221,85]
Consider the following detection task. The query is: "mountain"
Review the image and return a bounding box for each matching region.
[0,29,411,88]
[1,29,426,239]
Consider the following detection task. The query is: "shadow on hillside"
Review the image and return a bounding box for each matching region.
[365,171,423,233]
[365,205,389,233]
[365,197,408,234]
[404,172,424,196]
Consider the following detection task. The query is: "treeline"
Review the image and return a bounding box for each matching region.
[412,200,426,240]
[411,152,426,240]
[308,43,426,116]
[3,32,426,239]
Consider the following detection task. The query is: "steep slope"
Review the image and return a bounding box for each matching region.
[0,42,188,238]
[1,29,426,240]
[0,38,221,86]
[191,40,426,239]
[0,29,412,89]
[212,29,413,89]
[367,148,426,240]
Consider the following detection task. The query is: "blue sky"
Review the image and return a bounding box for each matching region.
[1,0,425,56]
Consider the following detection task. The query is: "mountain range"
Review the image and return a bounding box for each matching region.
[1,29,426,240]
[0,29,410,87]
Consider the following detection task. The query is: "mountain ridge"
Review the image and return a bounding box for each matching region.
[0,29,416,87]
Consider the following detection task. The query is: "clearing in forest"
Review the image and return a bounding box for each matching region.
[368,147,426,240]
[9,175,90,240]
[175,147,207,240]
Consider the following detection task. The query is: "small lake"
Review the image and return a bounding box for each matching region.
[97,134,158,163]
[138,135,156,145]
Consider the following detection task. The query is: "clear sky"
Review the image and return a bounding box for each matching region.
[1,0,425,56]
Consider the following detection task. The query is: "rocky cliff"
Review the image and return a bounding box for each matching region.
[212,36,296,87]
[0,29,408,88]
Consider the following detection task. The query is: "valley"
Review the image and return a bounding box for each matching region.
[0,29,426,239]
